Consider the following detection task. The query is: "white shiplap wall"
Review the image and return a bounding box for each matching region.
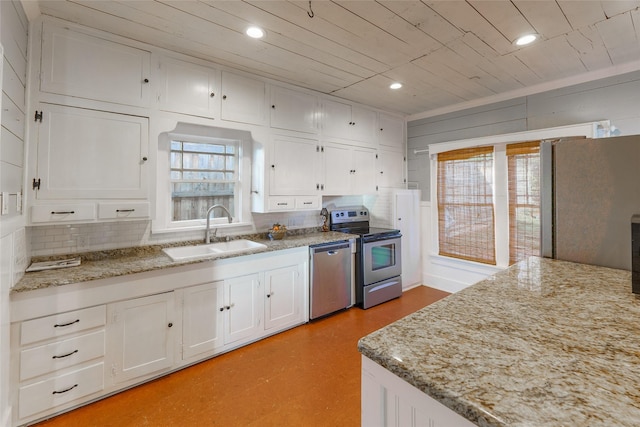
[407,69,640,201]
[1,0,28,424]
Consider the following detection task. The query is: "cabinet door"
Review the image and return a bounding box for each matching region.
[378,150,406,189]
[379,113,405,149]
[352,147,378,194]
[270,135,321,195]
[350,106,377,144]
[182,282,224,360]
[223,274,261,345]
[264,265,302,331]
[34,104,148,200]
[220,71,267,125]
[108,292,175,384]
[270,86,317,134]
[322,143,353,195]
[158,56,218,118]
[41,22,150,107]
[322,99,352,139]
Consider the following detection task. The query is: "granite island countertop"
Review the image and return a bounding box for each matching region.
[13,230,356,293]
[358,257,640,426]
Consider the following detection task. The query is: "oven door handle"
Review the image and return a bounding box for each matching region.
[363,234,401,244]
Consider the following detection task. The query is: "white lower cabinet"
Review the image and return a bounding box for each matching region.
[13,305,107,424]
[182,281,224,360]
[223,273,262,345]
[11,248,309,426]
[181,249,307,361]
[264,265,303,331]
[106,292,176,385]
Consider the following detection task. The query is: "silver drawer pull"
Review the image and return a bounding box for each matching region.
[277,203,288,206]
[116,209,135,212]
[52,349,79,359]
[54,319,80,328]
[303,202,313,205]
[51,211,75,215]
[52,384,78,395]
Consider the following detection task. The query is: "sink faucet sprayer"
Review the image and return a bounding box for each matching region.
[205,204,233,243]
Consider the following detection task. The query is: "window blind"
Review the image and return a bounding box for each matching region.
[437,146,496,265]
[506,141,541,265]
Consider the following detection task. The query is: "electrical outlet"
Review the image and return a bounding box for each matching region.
[16,192,22,213]
[1,192,8,215]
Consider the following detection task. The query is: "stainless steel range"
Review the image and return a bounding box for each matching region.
[330,207,402,309]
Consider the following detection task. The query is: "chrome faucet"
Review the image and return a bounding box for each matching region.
[205,204,233,243]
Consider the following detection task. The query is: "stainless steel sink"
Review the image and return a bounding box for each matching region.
[162,239,267,261]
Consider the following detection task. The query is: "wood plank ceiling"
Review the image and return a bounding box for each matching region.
[33,1,640,116]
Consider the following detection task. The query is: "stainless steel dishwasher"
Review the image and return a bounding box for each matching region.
[309,240,352,320]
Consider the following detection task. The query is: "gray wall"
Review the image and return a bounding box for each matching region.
[407,70,640,200]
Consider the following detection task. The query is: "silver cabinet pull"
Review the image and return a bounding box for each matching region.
[51,211,75,215]
[116,209,135,213]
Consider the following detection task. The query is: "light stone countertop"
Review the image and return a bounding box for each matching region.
[13,229,356,293]
[358,257,640,427]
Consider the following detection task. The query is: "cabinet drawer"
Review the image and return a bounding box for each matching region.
[21,305,106,345]
[98,202,150,219]
[295,196,320,210]
[31,204,96,223]
[267,196,295,211]
[20,330,106,381]
[18,362,104,420]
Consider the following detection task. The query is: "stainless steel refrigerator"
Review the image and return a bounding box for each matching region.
[540,135,640,271]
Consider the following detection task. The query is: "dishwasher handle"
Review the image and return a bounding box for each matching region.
[310,241,350,254]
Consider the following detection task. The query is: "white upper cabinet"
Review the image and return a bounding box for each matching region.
[32,103,149,201]
[323,143,377,195]
[378,113,406,150]
[220,71,267,125]
[269,134,322,196]
[40,22,151,107]
[378,150,406,189]
[157,56,219,118]
[322,99,377,145]
[270,86,318,134]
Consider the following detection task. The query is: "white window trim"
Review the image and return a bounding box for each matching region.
[428,121,603,270]
[152,121,254,235]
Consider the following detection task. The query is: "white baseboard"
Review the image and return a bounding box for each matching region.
[422,255,503,293]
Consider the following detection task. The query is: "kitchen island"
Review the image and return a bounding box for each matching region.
[358,257,640,426]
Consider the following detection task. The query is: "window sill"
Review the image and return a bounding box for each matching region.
[151,221,255,236]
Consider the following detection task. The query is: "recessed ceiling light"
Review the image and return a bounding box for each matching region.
[390,82,402,90]
[246,26,265,39]
[515,34,538,46]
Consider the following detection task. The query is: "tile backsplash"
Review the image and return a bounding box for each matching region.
[28,196,366,257]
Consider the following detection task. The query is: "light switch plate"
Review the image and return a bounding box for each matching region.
[1,192,8,215]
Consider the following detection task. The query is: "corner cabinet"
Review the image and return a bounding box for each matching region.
[29,103,150,224]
